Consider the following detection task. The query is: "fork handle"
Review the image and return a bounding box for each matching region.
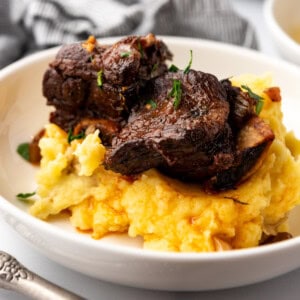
[0,251,84,300]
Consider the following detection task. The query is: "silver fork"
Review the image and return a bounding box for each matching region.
[0,251,85,300]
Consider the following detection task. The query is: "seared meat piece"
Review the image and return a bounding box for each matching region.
[49,109,80,133]
[105,70,234,181]
[206,116,275,190]
[105,71,275,190]
[221,79,255,130]
[43,34,275,190]
[100,33,172,85]
[43,34,172,135]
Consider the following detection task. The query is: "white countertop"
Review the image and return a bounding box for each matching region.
[1,0,300,299]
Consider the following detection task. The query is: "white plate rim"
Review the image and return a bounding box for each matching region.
[1,36,300,290]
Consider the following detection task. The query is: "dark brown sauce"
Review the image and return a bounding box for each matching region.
[28,128,45,165]
[260,232,293,246]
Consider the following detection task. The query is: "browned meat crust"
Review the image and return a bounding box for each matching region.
[43,34,172,137]
[104,70,275,190]
[206,116,275,190]
[104,70,233,182]
[42,34,275,191]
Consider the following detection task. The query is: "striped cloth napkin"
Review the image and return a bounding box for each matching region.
[0,0,257,69]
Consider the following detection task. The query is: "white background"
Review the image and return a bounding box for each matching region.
[1,0,300,299]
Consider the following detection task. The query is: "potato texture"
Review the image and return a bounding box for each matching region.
[30,74,300,252]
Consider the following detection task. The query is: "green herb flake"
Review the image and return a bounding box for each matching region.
[67,130,85,144]
[168,64,179,72]
[16,192,36,203]
[169,79,182,109]
[183,50,193,74]
[255,100,264,115]
[241,85,264,115]
[17,191,36,198]
[146,99,157,109]
[151,63,158,74]
[120,51,131,58]
[97,70,103,88]
[17,143,30,161]
[224,196,248,206]
[137,40,144,58]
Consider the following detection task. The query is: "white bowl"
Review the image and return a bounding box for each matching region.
[1,36,300,291]
[264,0,300,64]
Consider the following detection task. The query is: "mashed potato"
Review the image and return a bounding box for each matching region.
[30,74,300,252]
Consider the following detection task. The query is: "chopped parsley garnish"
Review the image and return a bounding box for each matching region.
[255,99,264,115]
[169,79,182,109]
[241,85,264,115]
[137,40,144,58]
[16,192,36,203]
[168,64,179,72]
[17,191,36,198]
[120,51,131,58]
[151,63,158,73]
[183,50,193,74]
[97,70,103,88]
[67,130,85,143]
[17,143,30,161]
[224,196,248,205]
[146,99,157,109]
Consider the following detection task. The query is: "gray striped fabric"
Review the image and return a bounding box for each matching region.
[0,0,257,69]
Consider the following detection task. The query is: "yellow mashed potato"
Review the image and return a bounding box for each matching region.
[30,74,300,252]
